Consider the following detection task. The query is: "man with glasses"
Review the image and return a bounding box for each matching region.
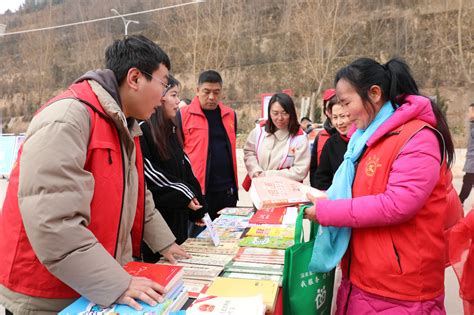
[177,70,238,235]
[0,35,189,314]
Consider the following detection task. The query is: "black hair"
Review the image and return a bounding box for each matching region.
[301,117,312,123]
[146,75,182,160]
[335,57,454,167]
[105,35,171,84]
[265,93,300,136]
[325,95,339,117]
[198,70,223,86]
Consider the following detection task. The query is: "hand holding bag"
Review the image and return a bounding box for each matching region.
[282,205,335,315]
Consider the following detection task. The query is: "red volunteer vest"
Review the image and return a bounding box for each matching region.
[316,129,330,164]
[0,81,145,298]
[180,96,238,194]
[342,119,447,301]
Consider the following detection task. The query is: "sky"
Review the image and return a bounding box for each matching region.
[0,0,25,14]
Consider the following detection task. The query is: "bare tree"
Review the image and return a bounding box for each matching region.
[288,0,360,121]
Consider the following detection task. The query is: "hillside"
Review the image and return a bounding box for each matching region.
[0,0,473,146]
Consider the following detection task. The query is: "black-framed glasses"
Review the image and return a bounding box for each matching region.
[141,70,170,90]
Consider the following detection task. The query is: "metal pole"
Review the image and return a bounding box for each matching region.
[111,9,139,36]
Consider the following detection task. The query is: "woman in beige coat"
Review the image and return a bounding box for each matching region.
[244,93,310,184]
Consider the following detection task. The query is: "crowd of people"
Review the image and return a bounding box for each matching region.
[0,34,472,315]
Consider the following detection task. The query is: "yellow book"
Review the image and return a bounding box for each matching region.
[205,277,279,312]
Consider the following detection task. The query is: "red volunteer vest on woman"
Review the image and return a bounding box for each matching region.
[342,119,447,301]
[0,81,145,298]
[180,96,238,194]
[316,129,330,164]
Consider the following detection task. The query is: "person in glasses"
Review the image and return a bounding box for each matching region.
[311,93,351,190]
[243,93,310,184]
[0,35,189,314]
[177,70,238,235]
[139,75,207,262]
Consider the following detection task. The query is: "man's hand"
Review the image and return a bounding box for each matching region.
[159,243,191,264]
[187,198,203,211]
[116,276,166,310]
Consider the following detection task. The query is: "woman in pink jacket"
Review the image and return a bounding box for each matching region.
[304,57,454,314]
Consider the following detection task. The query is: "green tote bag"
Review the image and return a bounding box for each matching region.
[282,205,335,315]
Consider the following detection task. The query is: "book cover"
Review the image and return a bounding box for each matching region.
[158,261,223,281]
[224,261,284,275]
[183,279,210,299]
[124,261,183,292]
[180,239,240,255]
[238,236,294,250]
[212,215,251,229]
[187,294,265,315]
[222,272,283,287]
[205,277,279,313]
[246,226,294,239]
[59,283,186,315]
[217,207,254,216]
[250,176,326,209]
[248,208,287,225]
[196,227,245,240]
[233,247,285,265]
[177,252,234,267]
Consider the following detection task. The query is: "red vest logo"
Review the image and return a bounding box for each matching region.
[365,155,382,177]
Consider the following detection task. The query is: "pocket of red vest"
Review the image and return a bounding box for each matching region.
[86,140,120,179]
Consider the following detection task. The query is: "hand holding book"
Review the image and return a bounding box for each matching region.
[116,276,166,311]
[303,192,323,222]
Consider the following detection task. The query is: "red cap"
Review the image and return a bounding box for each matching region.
[322,88,336,101]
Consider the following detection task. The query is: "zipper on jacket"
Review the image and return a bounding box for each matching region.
[108,149,113,164]
[393,242,403,273]
[113,138,126,258]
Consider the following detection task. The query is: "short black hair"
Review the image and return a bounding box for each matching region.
[300,117,312,123]
[105,35,171,84]
[198,70,223,86]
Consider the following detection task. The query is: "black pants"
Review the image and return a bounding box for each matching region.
[459,172,474,204]
[6,310,13,315]
[188,187,238,237]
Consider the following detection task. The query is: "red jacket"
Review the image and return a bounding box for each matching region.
[342,120,447,301]
[179,96,238,194]
[0,81,145,298]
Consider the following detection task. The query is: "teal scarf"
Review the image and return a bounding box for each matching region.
[309,101,394,272]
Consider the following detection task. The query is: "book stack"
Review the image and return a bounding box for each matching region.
[238,235,294,250]
[248,207,287,225]
[217,207,254,216]
[187,294,266,315]
[179,238,240,256]
[239,220,296,250]
[59,262,187,315]
[157,239,239,298]
[222,261,284,286]
[204,277,279,313]
[233,247,286,265]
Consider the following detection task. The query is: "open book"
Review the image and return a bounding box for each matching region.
[250,176,326,209]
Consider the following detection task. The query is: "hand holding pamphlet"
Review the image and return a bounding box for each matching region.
[250,176,327,209]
